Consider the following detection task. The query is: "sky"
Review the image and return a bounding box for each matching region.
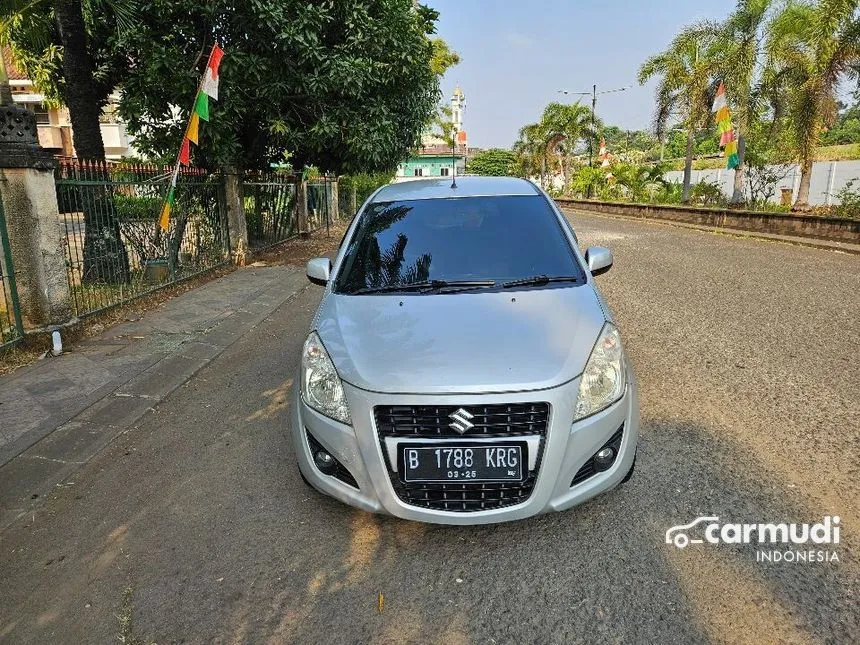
[426,0,738,149]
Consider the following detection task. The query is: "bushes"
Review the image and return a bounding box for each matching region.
[114,195,162,222]
[687,181,725,207]
[822,179,860,218]
[339,173,392,209]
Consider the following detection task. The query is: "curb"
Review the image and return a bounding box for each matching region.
[562,208,860,256]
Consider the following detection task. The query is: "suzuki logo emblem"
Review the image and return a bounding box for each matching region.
[448,408,475,434]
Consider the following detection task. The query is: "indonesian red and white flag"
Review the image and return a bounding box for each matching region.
[598,137,611,167]
[200,44,224,101]
[712,82,727,112]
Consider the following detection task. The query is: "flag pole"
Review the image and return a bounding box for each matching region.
[157,42,221,236]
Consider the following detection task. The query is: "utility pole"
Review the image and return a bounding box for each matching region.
[589,84,596,167]
[558,84,629,167]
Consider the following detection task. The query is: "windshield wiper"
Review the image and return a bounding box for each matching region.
[351,279,496,295]
[501,275,580,289]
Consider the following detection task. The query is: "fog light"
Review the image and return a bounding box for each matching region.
[314,449,337,475]
[594,447,616,471]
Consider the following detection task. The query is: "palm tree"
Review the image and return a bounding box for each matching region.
[513,122,549,187]
[766,0,860,209]
[0,46,13,105]
[539,101,594,188]
[1,0,136,282]
[639,23,719,203]
[714,0,773,205]
[1,0,136,159]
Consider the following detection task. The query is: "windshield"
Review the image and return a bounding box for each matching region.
[333,195,583,294]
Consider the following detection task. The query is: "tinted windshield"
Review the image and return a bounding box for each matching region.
[333,195,582,294]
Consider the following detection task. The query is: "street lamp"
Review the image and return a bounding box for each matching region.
[558,85,629,167]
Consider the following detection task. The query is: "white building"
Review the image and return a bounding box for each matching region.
[3,47,138,160]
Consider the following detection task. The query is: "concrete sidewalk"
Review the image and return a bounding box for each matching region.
[0,266,308,529]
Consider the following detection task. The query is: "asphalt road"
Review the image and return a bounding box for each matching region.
[1,212,858,644]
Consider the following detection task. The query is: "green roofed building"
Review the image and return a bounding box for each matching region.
[395,85,468,180]
[397,149,465,179]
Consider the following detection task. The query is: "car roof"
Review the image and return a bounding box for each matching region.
[372,176,541,202]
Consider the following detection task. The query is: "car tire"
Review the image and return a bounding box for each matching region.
[621,454,636,483]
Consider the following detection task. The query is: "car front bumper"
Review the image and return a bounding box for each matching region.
[292,366,639,525]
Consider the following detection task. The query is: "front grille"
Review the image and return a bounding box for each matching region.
[374,402,550,439]
[375,402,549,512]
[571,425,624,487]
[390,476,538,512]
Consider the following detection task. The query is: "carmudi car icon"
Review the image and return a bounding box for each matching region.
[665,516,720,548]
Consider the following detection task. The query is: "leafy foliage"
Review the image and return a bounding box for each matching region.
[466,148,517,176]
[116,0,440,172]
[821,99,860,145]
[4,0,443,173]
[765,0,860,206]
[512,102,600,188]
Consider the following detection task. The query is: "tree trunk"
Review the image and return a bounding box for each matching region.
[0,53,13,107]
[55,0,105,160]
[729,135,746,206]
[794,157,813,210]
[55,0,129,284]
[682,129,694,203]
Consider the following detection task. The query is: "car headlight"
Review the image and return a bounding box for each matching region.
[301,331,352,425]
[574,323,627,421]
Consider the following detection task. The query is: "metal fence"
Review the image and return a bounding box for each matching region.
[244,172,298,250]
[307,176,335,235]
[337,175,390,219]
[0,197,24,351]
[244,173,338,250]
[55,160,230,318]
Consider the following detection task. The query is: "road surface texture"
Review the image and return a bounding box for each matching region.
[0,212,857,644]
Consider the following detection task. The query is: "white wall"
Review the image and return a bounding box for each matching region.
[665,160,860,205]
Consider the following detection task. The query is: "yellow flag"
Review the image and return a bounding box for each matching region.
[187,113,199,145]
[159,202,171,231]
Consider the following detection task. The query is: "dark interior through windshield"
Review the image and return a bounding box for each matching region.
[333,195,583,294]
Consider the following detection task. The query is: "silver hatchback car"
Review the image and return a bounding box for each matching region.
[293,176,638,525]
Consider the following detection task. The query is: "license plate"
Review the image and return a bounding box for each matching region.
[402,444,524,482]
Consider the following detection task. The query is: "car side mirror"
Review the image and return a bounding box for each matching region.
[306,258,332,286]
[584,246,613,276]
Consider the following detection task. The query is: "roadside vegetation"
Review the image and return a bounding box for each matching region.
[511,0,860,216]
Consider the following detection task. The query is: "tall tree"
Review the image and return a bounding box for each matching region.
[539,101,594,188]
[639,23,719,203]
[53,0,104,159]
[117,0,440,173]
[766,0,860,209]
[714,0,773,205]
[513,122,549,187]
[2,0,133,283]
[466,148,516,176]
[0,47,13,105]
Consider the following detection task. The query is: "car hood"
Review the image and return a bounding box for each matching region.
[314,286,607,395]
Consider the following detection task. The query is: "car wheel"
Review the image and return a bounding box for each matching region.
[621,454,636,483]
